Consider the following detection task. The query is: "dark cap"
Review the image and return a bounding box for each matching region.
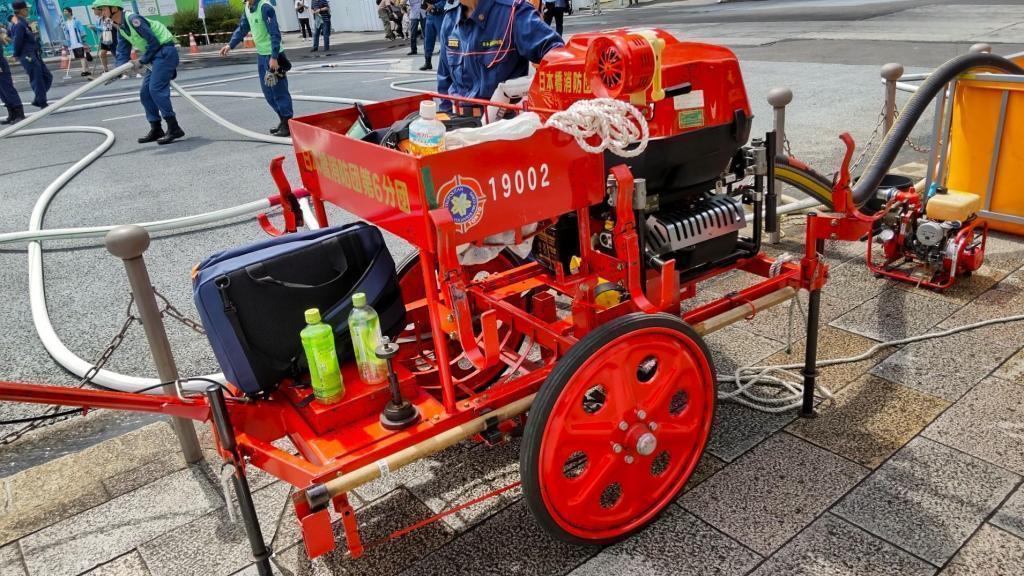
[12,1,29,9]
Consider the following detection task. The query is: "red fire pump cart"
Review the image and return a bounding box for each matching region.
[0,29,856,573]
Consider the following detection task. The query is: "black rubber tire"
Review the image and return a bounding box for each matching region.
[520,312,716,546]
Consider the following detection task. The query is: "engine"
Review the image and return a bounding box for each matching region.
[872,176,987,289]
[527,29,764,279]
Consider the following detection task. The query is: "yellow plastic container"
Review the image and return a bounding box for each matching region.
[926,190,981,222]
[945,67,1024,236]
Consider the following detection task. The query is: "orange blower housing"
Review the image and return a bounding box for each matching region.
[528,28,753,193]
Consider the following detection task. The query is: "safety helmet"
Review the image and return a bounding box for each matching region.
[90,0,125,10]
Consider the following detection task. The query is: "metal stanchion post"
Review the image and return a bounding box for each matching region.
[969,43,992,54]
[766,87,792,244]
[881,63,903,135]
[105,225,204,464]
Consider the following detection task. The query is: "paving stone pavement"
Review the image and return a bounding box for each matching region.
[3,172,1024,576]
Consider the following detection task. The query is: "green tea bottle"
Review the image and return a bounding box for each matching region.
[348,293,388,384]
[300,308,344,404]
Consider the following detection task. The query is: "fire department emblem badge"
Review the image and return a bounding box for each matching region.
[439,175,486,233]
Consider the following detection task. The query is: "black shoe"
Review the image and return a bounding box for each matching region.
[1,106,18,125]
[406,50,417,55]
[137,120,164,143]
[272,117,291,137]
[157,117,185,145]
[310,48,319,52]
[419,62,432,71]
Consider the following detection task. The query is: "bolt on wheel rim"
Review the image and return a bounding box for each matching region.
[538,327,714,540]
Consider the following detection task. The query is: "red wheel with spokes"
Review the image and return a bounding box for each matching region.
[521,313,715,545]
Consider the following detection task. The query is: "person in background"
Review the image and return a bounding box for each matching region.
[0,18,25,124]
[92,0,184,144]
[310,0,331,53]
[406,0,423,55]
[220,0,294,137]
[376,0,395,40]
[542,0,567,36]
[62,7,93,77]
[9,1,51,110]
[438,0,562,114]
[418,0,444,70]
[387,0,405,40]
[91,6,118,75]
[294,0,312,39]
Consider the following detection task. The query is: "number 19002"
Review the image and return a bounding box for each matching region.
[488,164,551,201]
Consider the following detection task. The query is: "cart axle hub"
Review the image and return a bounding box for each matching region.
[635,431,657,456]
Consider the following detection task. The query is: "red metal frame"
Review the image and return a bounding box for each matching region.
[0,94,844,564]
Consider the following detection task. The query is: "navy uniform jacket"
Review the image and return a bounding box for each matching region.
[437,0,563,112]
[10,16,40,59]
[114,15,168,66]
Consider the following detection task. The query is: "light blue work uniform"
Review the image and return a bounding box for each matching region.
[437,0,563,113]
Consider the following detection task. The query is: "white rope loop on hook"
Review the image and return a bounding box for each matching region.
[546,98,649,158]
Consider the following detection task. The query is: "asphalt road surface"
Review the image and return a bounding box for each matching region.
[1,0,1021,475]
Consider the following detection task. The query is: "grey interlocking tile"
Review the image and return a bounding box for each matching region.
[19,466,224,576]
[993,268,1024,293]
[992,484,1024,540]
[923,377,1024,476]
[681,433,868,555]
[680,453,726,495]
[569,506,761,576]
[787,375,948,468]
[102,452,189,499]
[261,488,453,576]
[833,437,1019,565]
[939,524,1024,576]
[870,332,1015,400]
[0,543,27,576]
[140,481,295,576]
[706,400,796,462]
[994,347,1024,383]
[396,500,593,576]
[888,265,1004,306]
[749,513,935,576]
[704,326,786,376]
[830,288,960,342]
[84,552,151,576]
[980,232,1024,274]
[936,289,1024,346]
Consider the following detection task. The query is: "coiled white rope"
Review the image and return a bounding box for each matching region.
[718,294,1024,414]
[546,98,649,158]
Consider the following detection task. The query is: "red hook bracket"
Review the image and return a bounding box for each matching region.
[259,156,305,237]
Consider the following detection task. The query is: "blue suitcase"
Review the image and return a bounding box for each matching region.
[193,223,405,397]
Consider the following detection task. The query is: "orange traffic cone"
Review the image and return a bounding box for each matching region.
[60,48,71,79]
[243,33,255,49]
[188,32,200,54]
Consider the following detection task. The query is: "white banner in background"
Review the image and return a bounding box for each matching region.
[156,0,178,16]
[136,0,160,17]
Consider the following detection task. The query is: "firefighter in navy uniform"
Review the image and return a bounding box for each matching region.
[9,1,52,110]
[219,0,294,137]
[91,0,184,145]
[0,17,26,124]
[437,0,562,114]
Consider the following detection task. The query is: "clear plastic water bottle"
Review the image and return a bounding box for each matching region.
[299,308,344,404]
[348,293,388,384]
[408,100,446,156]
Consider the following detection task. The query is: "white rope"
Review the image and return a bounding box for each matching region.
[717,302,1024,413]
[546,98,649,158]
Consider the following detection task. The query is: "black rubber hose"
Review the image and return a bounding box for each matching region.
[852,52,1024,208]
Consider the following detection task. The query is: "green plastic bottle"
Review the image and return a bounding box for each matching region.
[348,293,388,385]
[300,308,344,404]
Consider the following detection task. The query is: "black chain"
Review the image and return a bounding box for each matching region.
[154,288,206,335]
[0,296,139,446]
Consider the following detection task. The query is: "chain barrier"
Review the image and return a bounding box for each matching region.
[154,288,207,335]
[893,108,932,154]
[0,288,206,446]
[0,295,138,446]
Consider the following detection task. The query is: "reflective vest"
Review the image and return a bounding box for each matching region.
[118,12,174,53]
[245,0,274,57]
